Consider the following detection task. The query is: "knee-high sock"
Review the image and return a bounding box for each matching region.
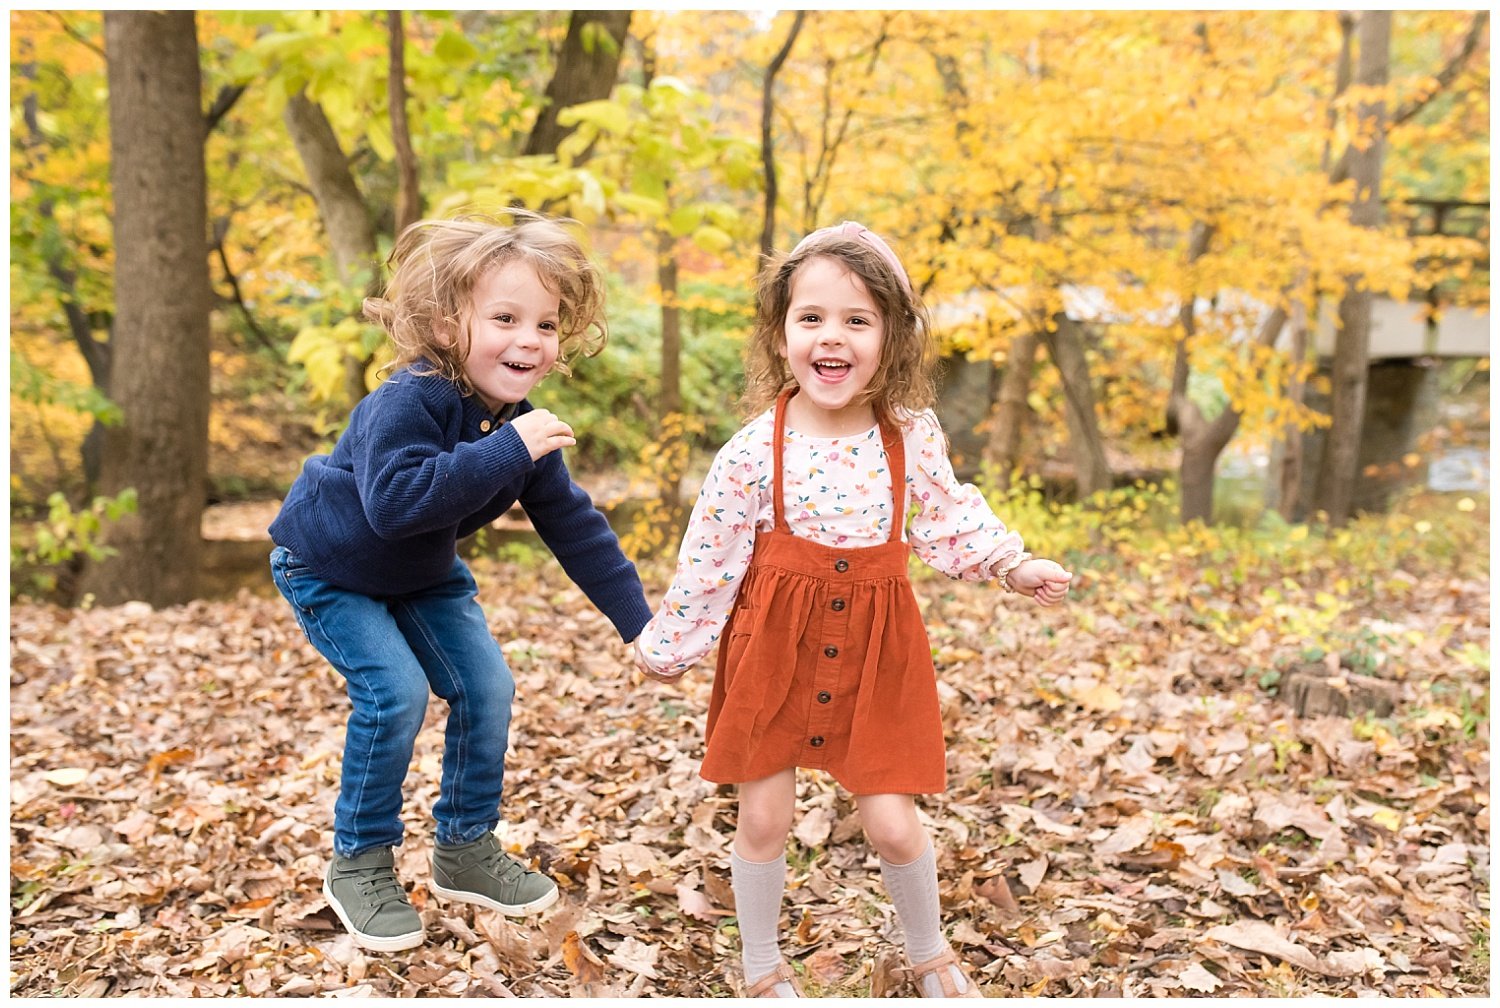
[730,850,793,994]
[880,841,971,996]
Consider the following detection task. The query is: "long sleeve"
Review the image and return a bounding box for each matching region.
[636,421,773,676]
[904,410,1027,580]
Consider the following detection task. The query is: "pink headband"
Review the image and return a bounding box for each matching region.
[790,221,912,297]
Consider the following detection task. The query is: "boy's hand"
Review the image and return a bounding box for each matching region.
[633,638,684,683]
[1005,558,1073,606]
[510,408,576,460]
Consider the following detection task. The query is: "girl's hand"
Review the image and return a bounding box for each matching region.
[633,638,684,683]
[510,408,576,460]
[1005,558,1073,607]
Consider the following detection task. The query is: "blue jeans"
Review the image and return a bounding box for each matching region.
[270,546,516,857]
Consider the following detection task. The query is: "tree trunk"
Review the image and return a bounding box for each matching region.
[1164,221,1214,438]
[1313,11,1391,525]
[759,11,805,258]
[386,10,423,234]
[79,11,211,607]
[983,326,1040,485]
[1040,312,1110,500]
[1275,293,1310,520]
[282,89,380,406]
[523,10,632,160]
[658,229,682,423]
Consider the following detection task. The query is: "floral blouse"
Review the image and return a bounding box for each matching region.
[637,408,1026,676]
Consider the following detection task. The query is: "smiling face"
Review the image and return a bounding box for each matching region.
[779,255,885,436]
[456,258,561,412]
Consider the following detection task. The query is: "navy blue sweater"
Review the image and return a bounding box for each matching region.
[268,368,652,642]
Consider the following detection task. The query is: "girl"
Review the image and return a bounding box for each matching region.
[269,211,653,952]
[634,222,1072,997]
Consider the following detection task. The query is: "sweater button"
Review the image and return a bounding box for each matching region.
[810,736,825,747]
[831,598,845,611]
[817,691,832,704]
[480,420,493,432]
[823,646,838,659]
[834,559,849,572]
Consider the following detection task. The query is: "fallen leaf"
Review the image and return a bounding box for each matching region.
[562,930,605,984]
[1205,920,1349,976]
[974,873,1020,916]
[675,881,728,921]
[1017,856,1048,892]
[43,768,89,787]
[1177,962,1222,992]
[607,936,660,978]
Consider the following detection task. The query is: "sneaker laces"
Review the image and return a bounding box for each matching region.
[487,848,532,883]
[347,864,408,906]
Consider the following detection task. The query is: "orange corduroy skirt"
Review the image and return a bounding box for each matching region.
[700,528,947,795]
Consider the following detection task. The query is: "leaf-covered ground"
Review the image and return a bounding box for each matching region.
[9,540,1490,997]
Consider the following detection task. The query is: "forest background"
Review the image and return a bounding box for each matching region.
[7,8,1493,999]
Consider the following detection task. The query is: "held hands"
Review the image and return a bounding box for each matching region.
[632,638,684,684]
[510,408,576,461]
[1005,558,1073,607]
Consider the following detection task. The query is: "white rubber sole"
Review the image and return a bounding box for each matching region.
[428,877,559,916]
[322,879,424,952]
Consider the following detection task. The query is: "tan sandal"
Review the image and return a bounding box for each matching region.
[745,962,805,998]
[908,948,984,998]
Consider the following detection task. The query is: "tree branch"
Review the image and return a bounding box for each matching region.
[1328,10,1487,186]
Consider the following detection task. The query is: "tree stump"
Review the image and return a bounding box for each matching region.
[1279,663,1399,718]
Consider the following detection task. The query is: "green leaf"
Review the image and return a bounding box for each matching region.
[433,30,479,64]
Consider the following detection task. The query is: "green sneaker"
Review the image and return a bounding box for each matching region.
[323,848,424,952]
[430,832,558,915]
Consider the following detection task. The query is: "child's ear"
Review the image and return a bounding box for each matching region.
[433,319,460,349]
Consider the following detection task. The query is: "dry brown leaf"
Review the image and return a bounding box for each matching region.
[1204,920,1350,977]
[974,873,1020,917]
[561,930,606,985]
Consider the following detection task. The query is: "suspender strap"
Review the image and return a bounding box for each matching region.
[771,388,794,533]
[878,415,907,544]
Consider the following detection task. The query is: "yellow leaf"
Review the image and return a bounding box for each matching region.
[43,768,89,787]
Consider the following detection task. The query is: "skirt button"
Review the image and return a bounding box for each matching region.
[810,736,825,747]
[834,559,849,572]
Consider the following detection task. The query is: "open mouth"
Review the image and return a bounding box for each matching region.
[812,359,851,379]
[501,362,536,374]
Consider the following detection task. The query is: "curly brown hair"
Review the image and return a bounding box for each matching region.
[365,209,607,394]
[741,233,937,430]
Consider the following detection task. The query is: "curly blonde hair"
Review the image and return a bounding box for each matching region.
[741,232,937,429]
[366,210,607,393]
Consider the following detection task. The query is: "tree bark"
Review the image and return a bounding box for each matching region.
[983,326,1040,485]
[1314,10,1391,525]
[759,10,805,258]
[1275,293,1310,520]
[657,229,682,424]
[387,10,423,235]
[1165,221,1214,439]
[282,89,380,406]
[283,91,380,290]
[79,11,211,606]
[523,10,632,160]
[1040,312,1110,500]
